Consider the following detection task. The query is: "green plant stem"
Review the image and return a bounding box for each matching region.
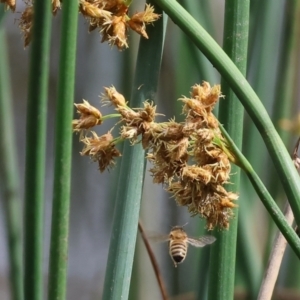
[237,209,262,298]
[48,1,79,300]
[208,1,249,299]
[220,125,300,259]
[276,2,300,288]
[245,1,284,178]
[152,0,300,226]
[264,0,300,282]
[102,2,167,299]
[101,114,121,121]
[0,23,23,300]
[23,1,52,299]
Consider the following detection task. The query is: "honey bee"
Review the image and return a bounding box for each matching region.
[166,226,216,267]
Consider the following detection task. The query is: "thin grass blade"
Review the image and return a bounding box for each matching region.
[23,1,52,299]
[47,1,79,300]
[0,11,24,300]
[207,0,249,299]
[102,2,167,299]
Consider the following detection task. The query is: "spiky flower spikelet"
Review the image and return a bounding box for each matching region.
[19,5,34,47]
[79,1,160,50]
[80,131,121,172]
[18,0,62,47]
[73,82,239,230]
[9,0,158,49]
[72,99,103,132]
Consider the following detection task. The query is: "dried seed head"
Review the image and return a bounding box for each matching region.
[181,165,212,185]
[117,101,158,136]
[81,131,112,156]
[80,131,121,172]
[73,100,102,131]
[19,6,34,47]
[138,102,157,123]
[180,82,222,122]
[120,126,138,142]
[128,4,160,39]
[73,83,238,230]
[79,0,112,19]
[79,1,159,49]
[191,82,222,111]
[1,0,16,11]
[101,15,128,49]
[102,86,127,107]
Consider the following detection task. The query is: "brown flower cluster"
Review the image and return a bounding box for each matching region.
[19,5,34,47]
[73,82,238,230]
[80,0,160,50]
[18,0,62,47]
[0,0,15,11]
[7,0,159,49]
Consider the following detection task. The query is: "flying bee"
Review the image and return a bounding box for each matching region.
[166,226,216,267]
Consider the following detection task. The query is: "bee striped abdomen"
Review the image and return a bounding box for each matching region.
[169,240,187,266]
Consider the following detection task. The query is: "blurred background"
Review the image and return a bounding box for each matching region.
[0,0,300,299]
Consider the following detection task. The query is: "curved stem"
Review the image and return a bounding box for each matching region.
[152,0,300,227]
[208,0,249,299]
[138,221,168,300]
[220,125,300,258]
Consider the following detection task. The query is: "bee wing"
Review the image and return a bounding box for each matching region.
[147,233,170,243]
[187,236,216,247]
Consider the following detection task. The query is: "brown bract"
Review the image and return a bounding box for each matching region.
[73,100,102,132]
[80,131,121,172]
[128,4,160,39]
[102,86,127,107]
[79,1,160,49]
[80,0,112,18]
[19,6,34,47]
[101,15,128,49]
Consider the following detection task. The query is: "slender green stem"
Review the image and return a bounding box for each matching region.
[245,2,284,176]
[102,2,167,299]
[152,0,300,226]
[0,21,23,300]
[220,125,300,258]
[208,1,249,299]
[23,1,52,299]
[48,1,79,300]
[278,1,300,288]
[237,209,262,298]
[101,114,121,121]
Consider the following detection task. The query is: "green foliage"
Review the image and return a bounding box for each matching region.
[1,0,299,299]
